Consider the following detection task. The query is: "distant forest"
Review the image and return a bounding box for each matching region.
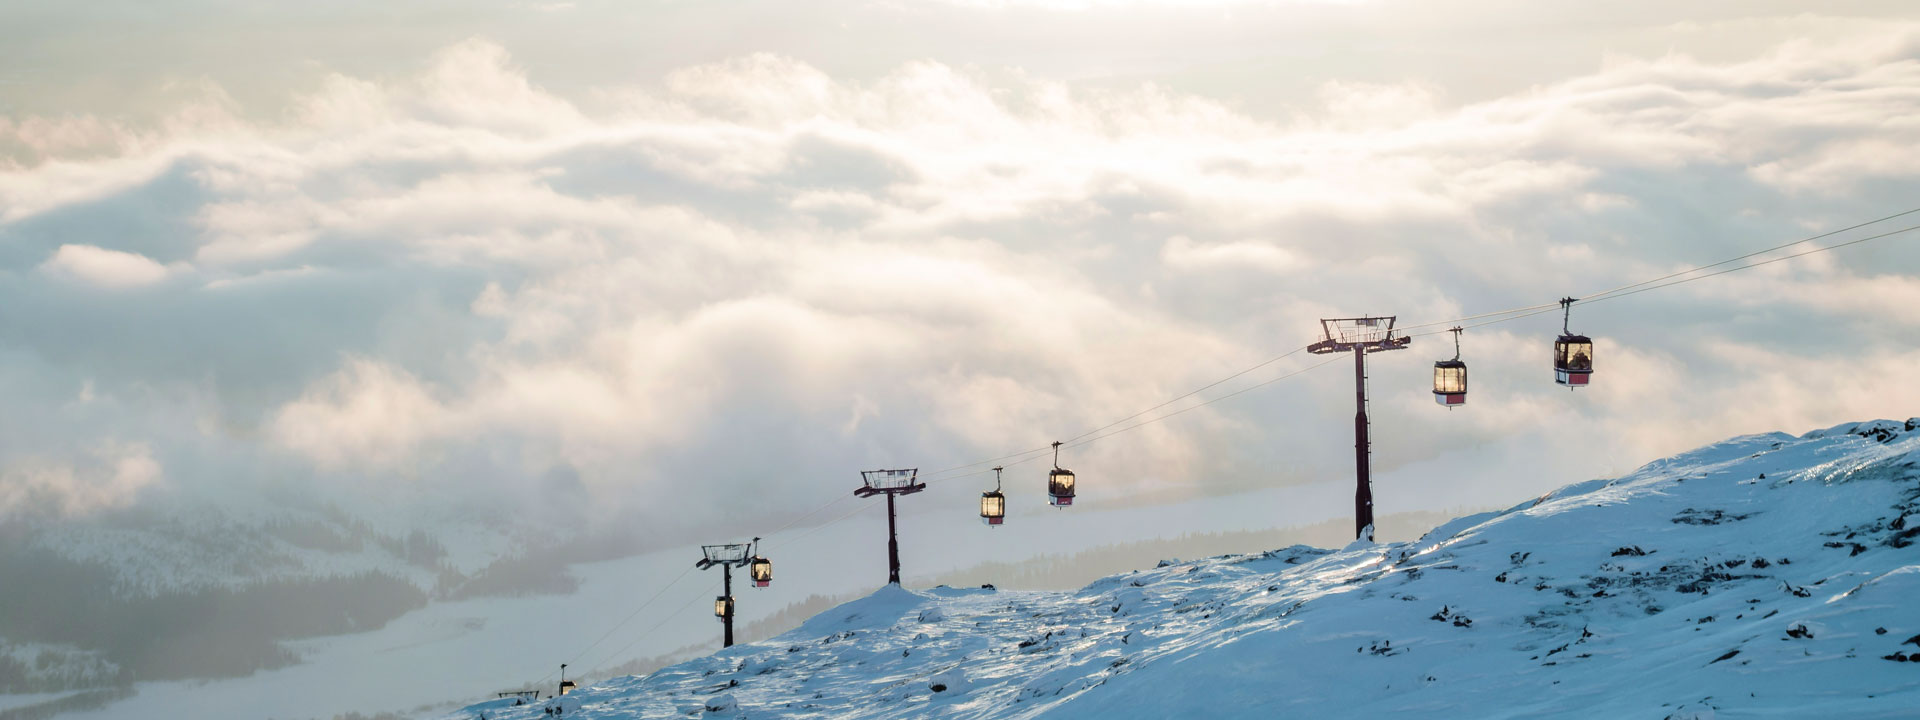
[0,514,482,695]
[0,537,427,692]
[0,501,661,698]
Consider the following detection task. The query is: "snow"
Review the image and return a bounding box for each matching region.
[0,691,73,713]
[448,419,1920,719]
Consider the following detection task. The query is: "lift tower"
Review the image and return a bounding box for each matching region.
[1307,316,1410,542]
[695,539,759,648]
[855,469,925,586]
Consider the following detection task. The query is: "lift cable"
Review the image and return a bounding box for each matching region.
[920,353,1347,486]
[534,206,1920,691]
[922,205,1920,488]
[697,355,1348,633]
[1574,207,1920,305]
[648,210,1920,686]
[577,497,883,678]
[914,346,1317,484]
[1577,222,1920,307]
[1404,305,1563,339]
[1393,303,1562,333]
[559,339,1427,683]
[763,496,884,553]
[1402,220,1920,340]
[915,444,1057,482]
[517,562,699,690]
[563,565,696,671]
[1394,205,1920,333]
[518,490,861,689]
[760,493,856,539]
[1059,346,1310,446]
[585,577,724,677]
[1059,354,1347,452]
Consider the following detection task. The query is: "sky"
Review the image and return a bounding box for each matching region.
[4,0,1920,549]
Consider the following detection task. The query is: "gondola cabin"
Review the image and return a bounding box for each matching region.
[980,490,1005,525]
[1433,359,1466,406]
[1432,325,1467,407]
[714,595,734,619]
[1048,468,1075,507]
[1554,334,1593,387]
[749,556,772,587]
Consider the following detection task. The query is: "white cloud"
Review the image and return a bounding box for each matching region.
[39,244,174,288]
[0,442,162,518]
[271,359,453,472]
[3,23,1920,537]
[1160,236,1300,274]
[1315,81,1441,131]
[932,0,1357,8]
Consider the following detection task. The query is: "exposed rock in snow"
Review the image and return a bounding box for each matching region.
[1663,703,1715,720]
[926,668,964,694]
[702,693,736,713]
[450,419,1920,719]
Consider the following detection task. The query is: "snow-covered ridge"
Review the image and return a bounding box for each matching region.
[455,419,1920,719]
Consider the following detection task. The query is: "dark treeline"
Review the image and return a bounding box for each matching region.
[262,517,448,566]
[0,505,624,694]
[433,526,692,602]
[436,547,580,601]
[0,532,427,691]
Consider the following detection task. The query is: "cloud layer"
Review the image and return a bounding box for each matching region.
[3,21,1920,539]
[0,442,161,518]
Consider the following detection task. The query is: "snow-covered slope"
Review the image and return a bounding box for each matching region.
[453,420,1920,719]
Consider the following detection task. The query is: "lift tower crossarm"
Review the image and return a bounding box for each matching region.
[1306,316,1410,542]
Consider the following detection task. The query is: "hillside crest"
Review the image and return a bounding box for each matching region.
[457,419,1920,719]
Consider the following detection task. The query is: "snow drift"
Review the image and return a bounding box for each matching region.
[453,420,1920,719]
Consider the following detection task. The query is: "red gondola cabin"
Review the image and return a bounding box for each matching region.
[1046,441,1076,506]
[1047,468,1075,506]
[1554,334,1592,387]
[749,556,772,587]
